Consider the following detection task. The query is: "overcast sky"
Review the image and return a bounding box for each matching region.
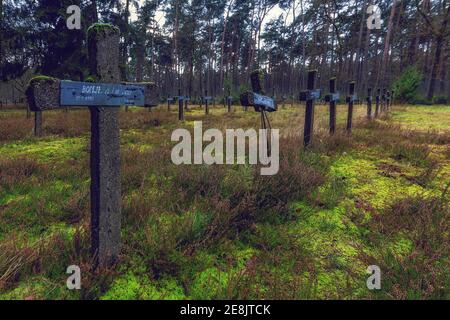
[129,1,290,32]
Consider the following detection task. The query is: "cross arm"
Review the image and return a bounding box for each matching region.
[240,69,277,112]
[123,82,159,107]
[299,89,321,101]
[26,76,61,112]
[26,77,159,112]
[240,91,276,112]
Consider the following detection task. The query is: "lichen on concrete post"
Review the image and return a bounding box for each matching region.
[87,23,122,268]
[26,76,60,112]
[34,111,42,137]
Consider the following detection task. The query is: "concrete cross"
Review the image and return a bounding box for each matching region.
[26,24,157,268]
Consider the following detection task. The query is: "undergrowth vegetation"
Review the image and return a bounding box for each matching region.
[0,104,448,300]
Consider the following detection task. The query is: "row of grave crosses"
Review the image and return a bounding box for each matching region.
[300,71,394,147]
[25,24,394,270]
[166,91,234,117]
[27,73,393,139]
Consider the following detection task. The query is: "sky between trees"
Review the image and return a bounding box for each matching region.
[1,0,449,102]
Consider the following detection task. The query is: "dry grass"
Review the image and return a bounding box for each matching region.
[0,117,34,141]
[0,157,49,189]
[369,192,449,299]
[0,103,448,299]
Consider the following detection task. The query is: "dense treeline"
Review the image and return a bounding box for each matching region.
[0,0,449,102]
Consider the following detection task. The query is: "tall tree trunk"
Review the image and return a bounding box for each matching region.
[173,0,180,93]
[219,0,233,92]
[379,0,398,85]
[0,0,3,80]
[427,5,450,100]
[439,49,447,94]
[135,45,144,82]
[121,0,130,81]
[354,0,368,84]
[361,3,372,92]
[288,0,299,94]
[91,0,98,24]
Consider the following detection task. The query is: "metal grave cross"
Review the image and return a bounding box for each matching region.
[367,88,373,119]
[325,77,339,135]
[202,91,213,115]
[299,70,319,147]
[375,88,381,118]
[240,70,277,113]
[382,88,387,111]
[346,81,357,133]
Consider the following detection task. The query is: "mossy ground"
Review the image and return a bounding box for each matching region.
[0,103,448,300]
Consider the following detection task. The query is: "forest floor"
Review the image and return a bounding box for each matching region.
[0,103,448,300]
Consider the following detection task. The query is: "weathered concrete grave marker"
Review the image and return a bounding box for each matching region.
[26,24,157,268]
[325,77,340,135]
[346,81,357,133]
[299,70,320,147]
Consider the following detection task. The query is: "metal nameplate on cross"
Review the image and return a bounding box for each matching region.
[240,70,277,113]
[299,89,321,101]
[346,94,358,103]
[325,93,340,102]
[60,81,146,106]
[28,79,157,111]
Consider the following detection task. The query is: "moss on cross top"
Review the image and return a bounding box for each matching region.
[28,75,58,87]
[87,23,120,42]
[26,75,58,102]
[85,75,98,83]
